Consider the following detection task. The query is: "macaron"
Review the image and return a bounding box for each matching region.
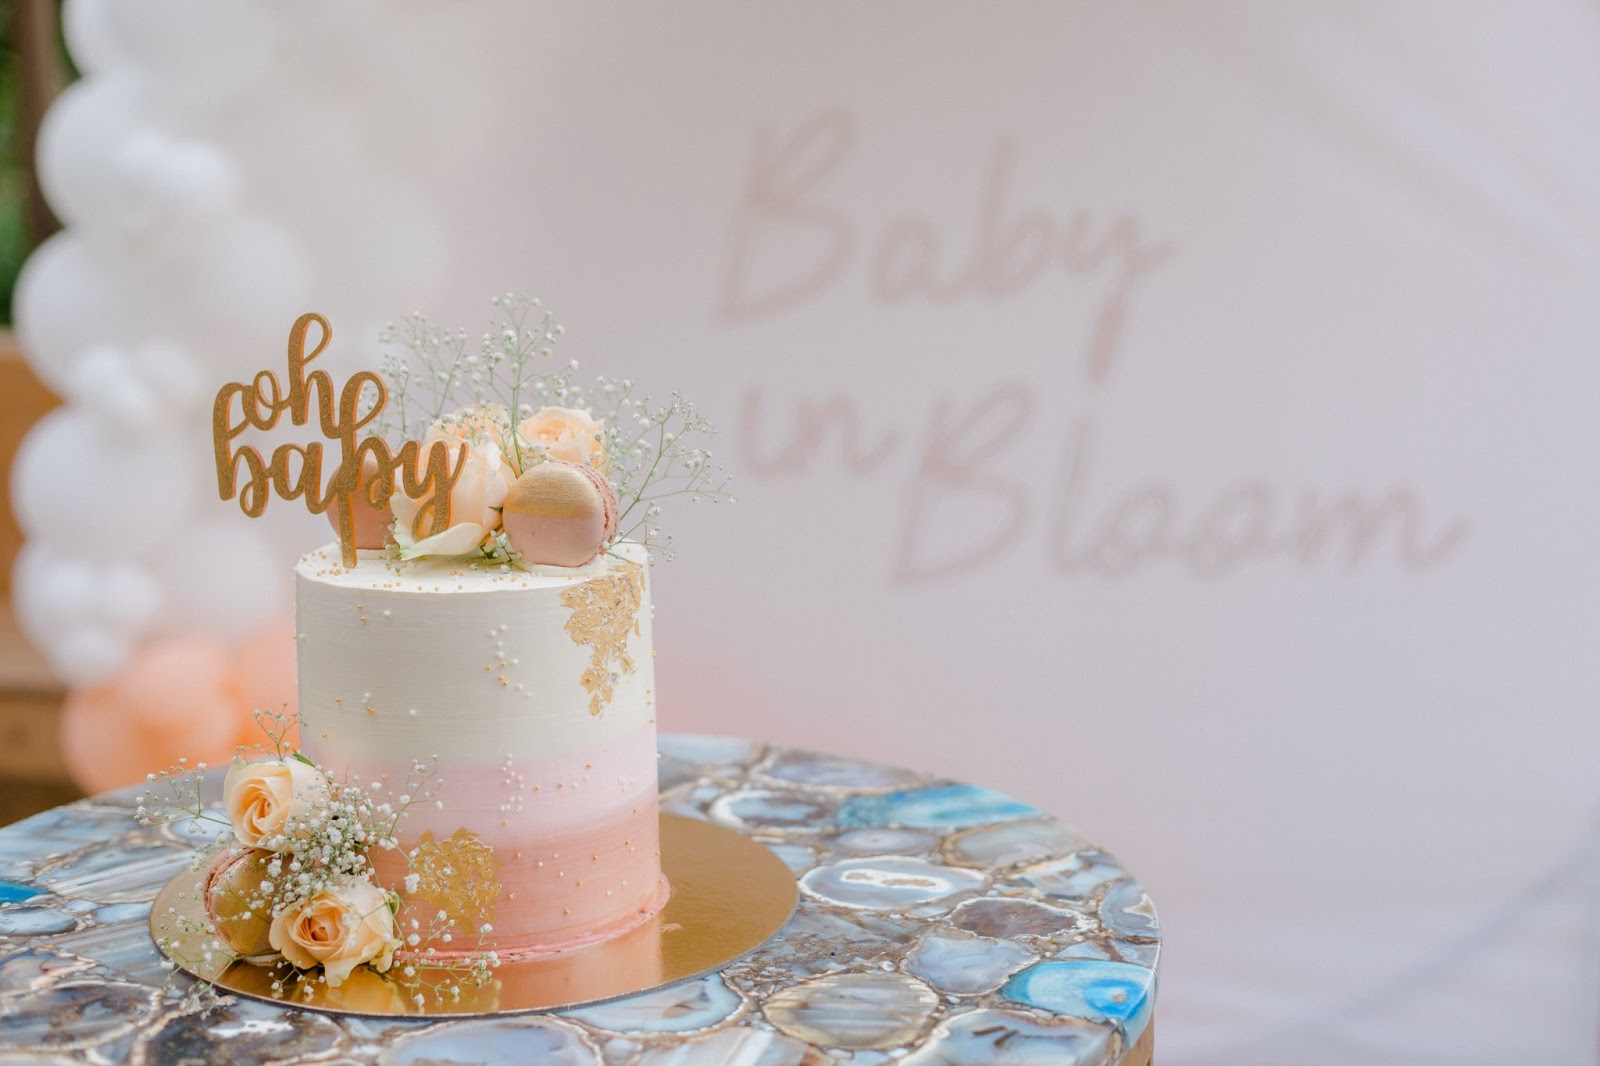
[202,846,278,959]
[501,460,618,567]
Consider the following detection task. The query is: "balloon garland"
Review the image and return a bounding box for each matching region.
[11,0,449,790]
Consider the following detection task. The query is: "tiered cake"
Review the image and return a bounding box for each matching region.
[295,541,667,958]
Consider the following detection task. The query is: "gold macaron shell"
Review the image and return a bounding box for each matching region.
[502,462,612,567]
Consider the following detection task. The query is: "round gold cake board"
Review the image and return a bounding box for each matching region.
[148,814,797,1018]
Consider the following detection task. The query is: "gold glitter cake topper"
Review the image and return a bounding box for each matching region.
[408,827,500,928]
[563,561,645,715]
[212,312,467,567]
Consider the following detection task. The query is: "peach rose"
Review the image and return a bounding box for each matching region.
[269,879,401,987]
[222,758,326,849]
[390,436,512,559]
[516,406,606,471]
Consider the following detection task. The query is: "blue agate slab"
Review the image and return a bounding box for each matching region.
[1001,959,1155,1043]
[836,784,1041,830]
[0,736,1158,1064]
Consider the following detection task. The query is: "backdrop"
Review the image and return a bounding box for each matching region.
[14,2,1600,1062]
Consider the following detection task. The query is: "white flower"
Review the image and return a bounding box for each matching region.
[391,435,512,559]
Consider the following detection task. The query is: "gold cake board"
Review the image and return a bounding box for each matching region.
[149,814,798,1017]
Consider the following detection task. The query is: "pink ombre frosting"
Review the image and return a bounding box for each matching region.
[294,541,666,957]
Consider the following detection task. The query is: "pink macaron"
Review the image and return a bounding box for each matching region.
[501,460,618,567]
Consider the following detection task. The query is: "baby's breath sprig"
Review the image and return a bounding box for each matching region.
[376,313,471,443]
[135,758,230,837]
[374,293,732,561]
[585,381,735,560]
[153,894,245,1012]
[258,759,438,911]
[392,909,500,1006]
[376,295,571,466]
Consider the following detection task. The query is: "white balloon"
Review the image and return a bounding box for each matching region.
[103,380,163,436]
[152,141,239,220]
[11,543,139,685]
[113,133,240,228]
[104,0,279,93]
[53,624,136,687]
[176,215,313,358]
[36,75,163,231]
[12,546,98,635]
[67,343,136,412]
[132,341,205,411]
[66,342,202,436]
[11,409,197,553]
[13,234,151,392]
[100,564,163,630]
[157,519,288,640]
[63,0,129,75]
[67,343,131,394]
[10,546,57,654]
[12,542,164,665]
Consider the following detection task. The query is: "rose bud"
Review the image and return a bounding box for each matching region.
[222,758,327,849]
[516,406,607,471]
[202,847,280,961]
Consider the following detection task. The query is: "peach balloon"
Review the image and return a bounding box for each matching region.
[227,615,299,750]
[60,637,246,794]
[325,453,392,550]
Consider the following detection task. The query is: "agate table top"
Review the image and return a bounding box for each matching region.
[0,734,1159,1064]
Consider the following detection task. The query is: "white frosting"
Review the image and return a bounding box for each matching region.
[296,541,667,954]
[295,541,656,769]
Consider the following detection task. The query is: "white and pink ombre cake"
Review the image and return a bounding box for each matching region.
[294,540,667,958]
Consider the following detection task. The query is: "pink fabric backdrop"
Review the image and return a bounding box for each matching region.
[140,2,1600,1060]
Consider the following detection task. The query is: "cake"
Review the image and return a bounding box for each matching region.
[295,540,668,958]
[186,298,731,986]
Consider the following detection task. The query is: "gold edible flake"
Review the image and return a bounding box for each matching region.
[409,827,499,927]
[561,561,644,716]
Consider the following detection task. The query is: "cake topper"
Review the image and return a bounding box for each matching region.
[212,297,734,571]
[212,312,466,567]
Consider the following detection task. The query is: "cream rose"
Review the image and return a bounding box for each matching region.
[222,759,326,849]
[268,880,401,987]
[516,406,606,471]
[391,435,513,558]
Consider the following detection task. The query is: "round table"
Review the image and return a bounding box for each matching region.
[0,734,1159,1064]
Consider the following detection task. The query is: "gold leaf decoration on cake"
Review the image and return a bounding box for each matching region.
[408,827,499,927]
[561,560,645,716]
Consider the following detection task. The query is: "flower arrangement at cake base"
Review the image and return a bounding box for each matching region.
[141,714,798,1018]
[138,710,499,1008]
[139,294,797,1017]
